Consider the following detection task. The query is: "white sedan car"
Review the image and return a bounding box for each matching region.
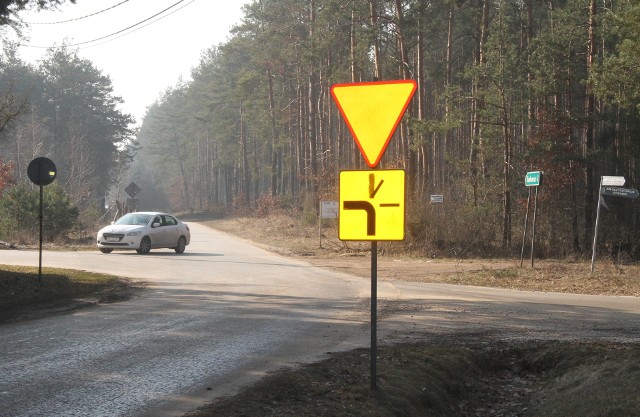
[97,212,190,254]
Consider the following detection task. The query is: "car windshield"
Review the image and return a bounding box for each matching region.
[114,214,153,226]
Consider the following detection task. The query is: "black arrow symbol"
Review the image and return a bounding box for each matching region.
[343,201,376,235]
[369,174,384,199]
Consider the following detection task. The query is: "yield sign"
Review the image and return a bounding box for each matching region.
[331,80,417,168]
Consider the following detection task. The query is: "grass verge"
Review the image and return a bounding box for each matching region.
[0,264,142,323]
[186,341,640,417]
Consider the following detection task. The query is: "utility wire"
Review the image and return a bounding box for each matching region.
[27,0,131,25]
[22,0,191,48]
[83,0,195,49]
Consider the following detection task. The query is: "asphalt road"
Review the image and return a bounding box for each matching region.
[0,223,373,417]
[1,223,640,416]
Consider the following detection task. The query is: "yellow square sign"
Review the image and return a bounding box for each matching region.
[339,170,405,241]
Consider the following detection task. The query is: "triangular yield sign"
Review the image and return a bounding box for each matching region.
[331,80,417,168]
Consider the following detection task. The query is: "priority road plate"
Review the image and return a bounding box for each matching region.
[339,170,405,241]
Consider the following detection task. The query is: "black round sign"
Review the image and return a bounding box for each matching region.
[27,157,57,186]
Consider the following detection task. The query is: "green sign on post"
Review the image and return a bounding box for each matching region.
[521,171,543,268]
[525,171,542,187]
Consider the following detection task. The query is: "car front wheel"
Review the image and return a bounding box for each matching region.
[174,236,186,254]
[99,248,113,254]
[136,236,151,254]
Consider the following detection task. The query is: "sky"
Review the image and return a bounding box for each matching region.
[3,0,251,124]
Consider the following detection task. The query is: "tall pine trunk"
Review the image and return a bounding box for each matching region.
[583,0,597,247]
[394,0,416,199]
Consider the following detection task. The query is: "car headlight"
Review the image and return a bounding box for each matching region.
[127,231,142,236]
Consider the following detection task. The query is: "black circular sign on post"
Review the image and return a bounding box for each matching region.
[27,157,57,282]
[27,157,57,186]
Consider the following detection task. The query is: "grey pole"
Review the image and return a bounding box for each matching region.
[591,177,603,273]
[530,184,539,268]
[370,240,377,390]
[520,187,532,267]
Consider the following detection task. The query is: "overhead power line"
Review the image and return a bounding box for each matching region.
[83,0,196,49]
[27,0,131,25]
[22,0,193,49]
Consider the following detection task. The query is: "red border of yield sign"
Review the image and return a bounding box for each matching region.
[330,79,417,168]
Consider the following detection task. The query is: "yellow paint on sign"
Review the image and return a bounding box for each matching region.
[331,80,417,168]
[339,170,405,241]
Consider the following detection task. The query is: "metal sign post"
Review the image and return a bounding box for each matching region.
[530,184,540,268]
[318,201,338,248]
[370,240,377,390]
[520,187,532,266]
[430,195,444,244]
[27,157,57,282]
[590,178,604,273]
[520,171,542,267]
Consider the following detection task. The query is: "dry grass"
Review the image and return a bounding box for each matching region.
[187,340,640,417]
[437,262,640,296]
[0,264,142,323]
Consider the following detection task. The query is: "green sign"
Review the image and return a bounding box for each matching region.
[525,171,542,187]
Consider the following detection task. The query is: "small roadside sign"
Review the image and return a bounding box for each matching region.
[525,171,542,187]
[318,201,338,249]
[592,176,637,272]
[27,157,57,186]
[430,195,444,203]
[601,187,639,199]
[125,181,141,198]
[601,176,625,186]
[320,201,339,218]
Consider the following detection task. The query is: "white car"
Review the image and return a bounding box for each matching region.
[97,212,190,254]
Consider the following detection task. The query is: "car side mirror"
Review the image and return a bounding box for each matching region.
[152,222,161,228]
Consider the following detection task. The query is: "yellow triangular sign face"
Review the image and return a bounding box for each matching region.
[331,80,417,168]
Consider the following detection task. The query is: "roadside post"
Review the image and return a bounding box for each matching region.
[318,201,338,248]
[331,79,416,390]
[430,195,444,243]
[520,171,542,267]
[591,176,638,272]
[27,157,57,282]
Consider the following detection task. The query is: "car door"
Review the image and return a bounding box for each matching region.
[161,215,180,247]
[149,215,166,248]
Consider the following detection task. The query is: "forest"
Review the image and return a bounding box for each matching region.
[2,0,640,259]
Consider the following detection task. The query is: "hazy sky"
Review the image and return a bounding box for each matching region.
[4,0,250,124]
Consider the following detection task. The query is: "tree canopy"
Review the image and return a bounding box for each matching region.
[133,0,640,258]
[3,0,640,258]
[0,0,74,30]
